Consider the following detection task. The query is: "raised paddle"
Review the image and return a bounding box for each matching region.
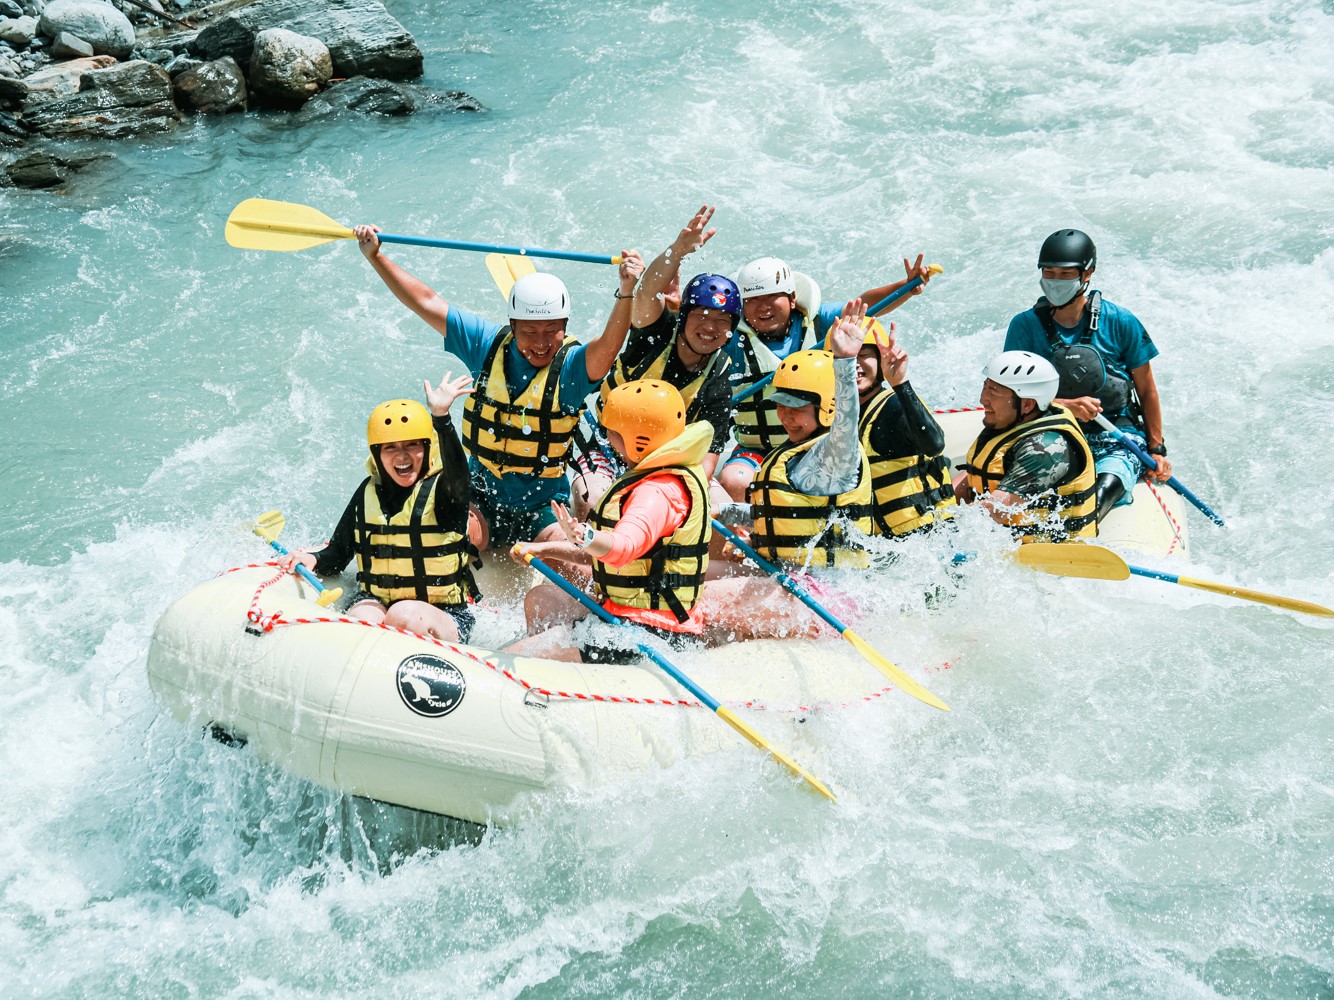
[252,510,343,608]
[225,199,626,265]
[515,546,837,801]
[484,252,538,299]
[710,519,951,712]
[731,264,943,403]
[1015,542,1333,618]
[1091,414,1226,527]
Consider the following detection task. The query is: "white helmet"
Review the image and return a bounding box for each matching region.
[982,351,1060,410]
[509,272,570,321]
[735,257,796,299]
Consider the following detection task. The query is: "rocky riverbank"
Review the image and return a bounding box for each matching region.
[0,0,481,189]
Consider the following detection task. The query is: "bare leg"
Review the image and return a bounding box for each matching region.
[569,471,614,519]
[469,504,491,554]
[504,627,586,662]
[522,582,585,635]
[347,600,388,624]
[719,461,758,502]
[698,577,821,642]
[384,600,461,642]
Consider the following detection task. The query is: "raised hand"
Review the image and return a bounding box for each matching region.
[618,249,645,294]
[873,320,910,386]
[902,253,932,294]
[353,224,382,260]
[671,205,718,259]
[423,371,475,415]
[827,298,869,359]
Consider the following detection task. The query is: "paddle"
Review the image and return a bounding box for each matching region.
[710,519,951,712]
[485,252,537,299]
[252,510,343,608]
[225,199,625,265]
[1015,542,1333,618]
[731,264,943,404]
[515,547,837,801]
[1091,414,1226,527]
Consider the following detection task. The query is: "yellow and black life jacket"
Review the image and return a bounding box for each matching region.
[962,404,1097,542]
[598,331,727,420]
[352,475,479,607]
[462,327,580,479]
[588,422,713,624]
[731,307,819,453]
[858,389,957,537]
[746,434,874,569]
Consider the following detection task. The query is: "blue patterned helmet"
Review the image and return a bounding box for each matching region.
[679,273,742,328]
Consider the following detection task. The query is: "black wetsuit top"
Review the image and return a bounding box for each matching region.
[624,310,733,454]
[313,413,471,576]
[863,380,947,459]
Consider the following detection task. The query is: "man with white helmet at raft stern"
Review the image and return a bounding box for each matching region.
[1003,228,1173,524]
[353,223,644,552]
[506,380,714,665]
[567,206,738,517]
[953,351,1097,542]
[719,251,937,502]
[279,376,480,642]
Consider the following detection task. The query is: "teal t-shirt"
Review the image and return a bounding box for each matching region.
[1003,295,1158,383]
[443,305,597,509]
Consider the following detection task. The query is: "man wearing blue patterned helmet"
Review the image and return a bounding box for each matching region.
[568,208,740,515]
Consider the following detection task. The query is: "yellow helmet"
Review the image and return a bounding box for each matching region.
[824,315,889,351]
[367,399,432,447]
[602,379,685,464]
[770,350,837,428]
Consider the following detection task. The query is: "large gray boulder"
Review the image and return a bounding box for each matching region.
[38,0,134,58]
[296,75,415,118]
[247,27,327,108]
[22,59,180,137]
[193,0,421,80]
[173,54,244,114]
[0,14,38,45]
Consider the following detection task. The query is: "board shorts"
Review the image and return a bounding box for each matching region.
[571,614,703,666]
[471,472,561,550]
[1085,426,1146,507]
[341,587,477,643]
[568,410,627,481]
[720,449,766,474]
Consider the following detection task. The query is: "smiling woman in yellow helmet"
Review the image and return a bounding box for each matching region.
[279,373,481,642]
[507,379,714,664]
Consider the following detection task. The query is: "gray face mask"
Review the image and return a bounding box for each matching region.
[1040,277,1085,309]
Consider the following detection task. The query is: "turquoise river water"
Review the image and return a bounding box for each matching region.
[1,0,1332,996]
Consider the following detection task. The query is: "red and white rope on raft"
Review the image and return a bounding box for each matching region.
[220,562,950,714]
[1144,479,1186,557]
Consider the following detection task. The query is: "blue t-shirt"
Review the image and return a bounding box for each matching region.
[444,305,599,508]
[1003,295,1157,383]
[723,301,846,370]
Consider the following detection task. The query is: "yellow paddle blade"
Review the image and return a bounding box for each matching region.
[315,587,343,608]
[252,509,285,543]
[1174,575,1334,618]
[715,706,837,801]
[1013,542,1131,581]
[484,252,537,299]
[842,630,950,712]
[927,263,944,276]
[225,198,355,252]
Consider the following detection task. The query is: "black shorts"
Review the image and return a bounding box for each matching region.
[572,614,703,665]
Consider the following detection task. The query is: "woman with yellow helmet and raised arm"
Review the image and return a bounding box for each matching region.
[279,374,481,642]
[507,380,714,664]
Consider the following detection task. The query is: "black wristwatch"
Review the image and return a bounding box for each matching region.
[1148,442,1168,457]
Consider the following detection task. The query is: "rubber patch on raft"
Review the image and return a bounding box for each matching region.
[397,654,467,718]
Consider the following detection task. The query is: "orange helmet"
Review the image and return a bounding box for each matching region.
[769,350,837,428]
[602,379,686,463]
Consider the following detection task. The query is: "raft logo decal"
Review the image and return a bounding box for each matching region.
[396,654,466,718]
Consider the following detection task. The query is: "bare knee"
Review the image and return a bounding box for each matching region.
[570,472,613,519]
[385,601,460,642]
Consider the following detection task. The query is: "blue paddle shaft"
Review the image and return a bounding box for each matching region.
[265,537,330,593]
[730,275,928,404]
[1127,565,1180,585]
[1091,415,1226,527]
[710,519,846,634]
[524,554,722,712]
[377,232,618,265]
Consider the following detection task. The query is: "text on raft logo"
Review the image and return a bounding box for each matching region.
[396,653,467,718]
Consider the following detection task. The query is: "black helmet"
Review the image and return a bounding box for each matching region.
[1038,229,1096,271]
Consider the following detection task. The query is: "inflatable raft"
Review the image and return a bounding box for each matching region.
[147,409,1192,823]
